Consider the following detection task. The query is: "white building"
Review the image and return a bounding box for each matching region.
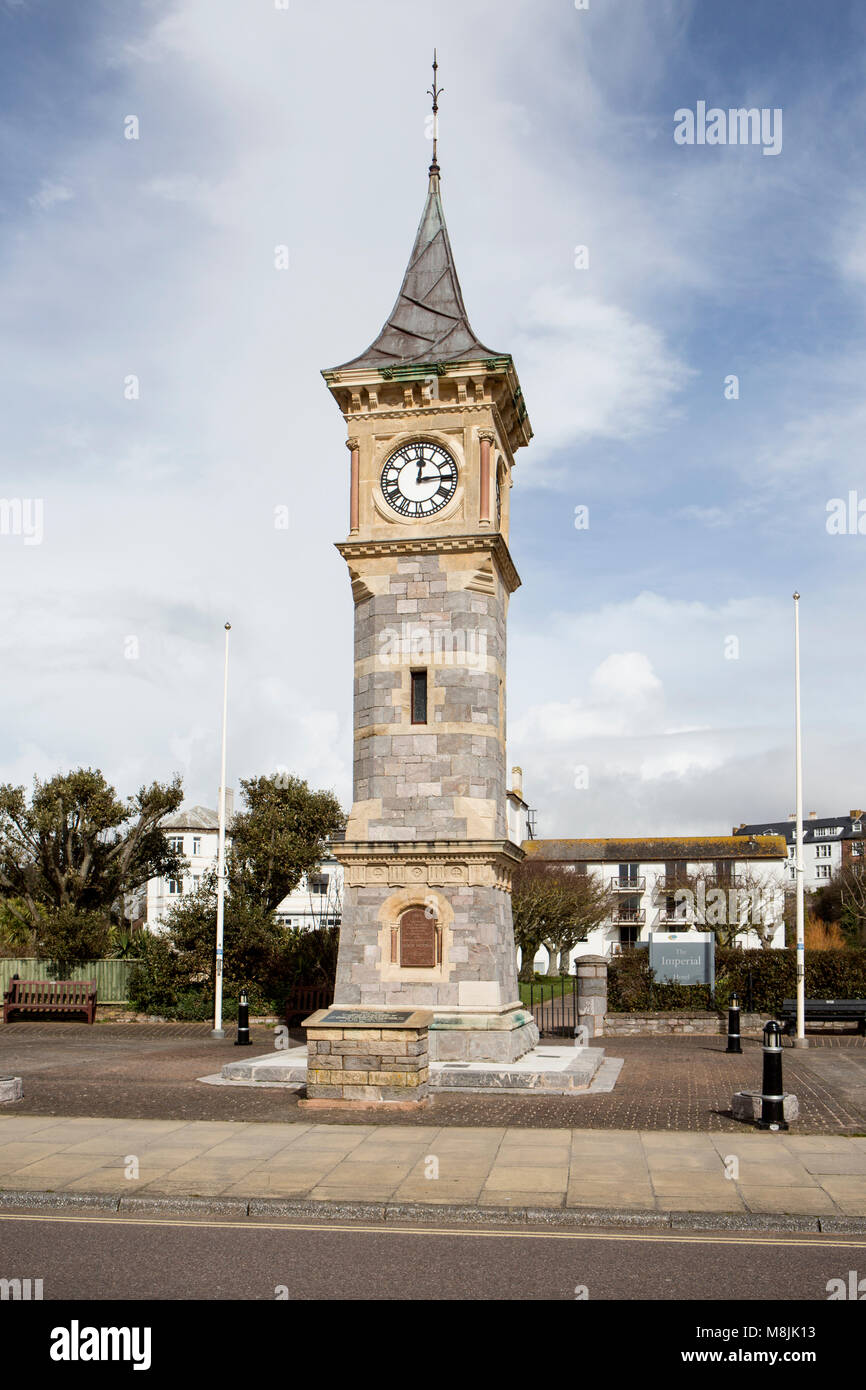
[520,835,789,969]
[734,811,864,892]
[127,795,344,933]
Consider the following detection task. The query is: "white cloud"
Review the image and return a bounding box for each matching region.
[515,291,694,472]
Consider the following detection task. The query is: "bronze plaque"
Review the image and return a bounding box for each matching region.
[399,907,436,968]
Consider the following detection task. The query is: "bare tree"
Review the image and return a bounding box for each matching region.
[512,861,610,980]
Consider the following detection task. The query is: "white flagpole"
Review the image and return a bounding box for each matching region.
[793,593,807,1048]
[212,621,231,1039]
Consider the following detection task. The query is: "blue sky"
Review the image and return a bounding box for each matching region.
[0,0,864,836]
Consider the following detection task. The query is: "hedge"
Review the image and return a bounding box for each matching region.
[607,947,866,1014]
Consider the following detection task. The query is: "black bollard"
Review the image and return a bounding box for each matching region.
[756,1019,788,1130]
[234,990,251,1047]
[725,991,742,1054]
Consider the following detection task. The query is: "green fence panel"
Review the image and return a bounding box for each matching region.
[0,958,141,1005]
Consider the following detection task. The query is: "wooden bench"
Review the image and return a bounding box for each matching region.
[3,979,98,1025]
[778,998,866,1036]
[285,984,331,1027]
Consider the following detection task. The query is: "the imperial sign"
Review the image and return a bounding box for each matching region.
[647,931,715,987]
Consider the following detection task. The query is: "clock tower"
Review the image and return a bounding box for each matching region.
[322,79,538,1062]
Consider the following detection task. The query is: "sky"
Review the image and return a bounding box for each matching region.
[0,0,864,838]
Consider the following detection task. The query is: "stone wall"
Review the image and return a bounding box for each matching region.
[305,1021,429,1103]
[334,878,519,1008]
[603,1011,772,1036]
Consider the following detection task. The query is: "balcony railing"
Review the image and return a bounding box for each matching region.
[654,876,687,892]
[655,874,744,891]
[612,908,646,924]
[610,876,646,892]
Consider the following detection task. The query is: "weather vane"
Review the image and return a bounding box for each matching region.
[427,49,444,175]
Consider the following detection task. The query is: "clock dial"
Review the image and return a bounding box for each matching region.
[380,441,458,518]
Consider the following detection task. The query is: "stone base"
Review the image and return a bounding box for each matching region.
[732,1090,799,1124]
[217,1043,610,1095]
[0,1077,22,1104]
[428,1012,539,1063]
[303,1007,431,1104]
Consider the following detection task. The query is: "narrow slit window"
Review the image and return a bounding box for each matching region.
[411,669,428,724]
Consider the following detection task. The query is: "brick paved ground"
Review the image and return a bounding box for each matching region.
[1,1022,865,1132]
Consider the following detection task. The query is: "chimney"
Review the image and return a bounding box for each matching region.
[787,813,795,821]
[809,810,817,819]
[850,810,863,820]
[511,766,523,798]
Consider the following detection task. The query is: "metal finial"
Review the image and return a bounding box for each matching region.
[427,49,444,176]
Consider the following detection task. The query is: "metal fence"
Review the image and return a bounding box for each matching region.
[526,976,579,1037]
[0,958,140,1004]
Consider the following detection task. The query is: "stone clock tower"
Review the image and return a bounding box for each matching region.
[322,118,538,1063]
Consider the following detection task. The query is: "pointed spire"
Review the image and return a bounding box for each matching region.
[330,175,502,371]
[330,54,504,374]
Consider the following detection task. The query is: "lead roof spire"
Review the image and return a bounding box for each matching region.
[427,49,443,181]
[326,52,510,373]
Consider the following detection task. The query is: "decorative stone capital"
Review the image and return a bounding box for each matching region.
[346,436,360,452]
[478,429,496,444]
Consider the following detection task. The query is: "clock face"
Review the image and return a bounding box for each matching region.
[380,441,458,518]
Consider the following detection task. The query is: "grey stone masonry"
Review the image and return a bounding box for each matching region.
[304,1015,431,1103]
[576,956,608,1040]
[354,552,507,841]
[334,876,521,1008]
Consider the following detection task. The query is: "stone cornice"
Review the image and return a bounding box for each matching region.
[335,533,522,594]
[333,838,525,892]
[335,838,525,863]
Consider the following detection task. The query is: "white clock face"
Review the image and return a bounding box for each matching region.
[380,441,458,518]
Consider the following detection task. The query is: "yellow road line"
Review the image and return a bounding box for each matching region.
[0,1211,864,1247]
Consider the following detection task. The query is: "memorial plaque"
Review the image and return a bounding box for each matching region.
[399,907,437,968]
[319,1008,414,1025]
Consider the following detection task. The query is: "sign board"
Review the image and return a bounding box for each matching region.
[648,931,714,988]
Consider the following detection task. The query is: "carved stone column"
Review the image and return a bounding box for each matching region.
[479,430,495,525]
[347,437,360,534]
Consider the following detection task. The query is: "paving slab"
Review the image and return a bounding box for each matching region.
[739,1185,839,1215]
[665,1191,747,1211]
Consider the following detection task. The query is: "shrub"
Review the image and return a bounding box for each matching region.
[126,929,184,1014]
[607,951,713,1012]
[714,948,866,1013]
[606,945,866,1013]
[34,908,112,976]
